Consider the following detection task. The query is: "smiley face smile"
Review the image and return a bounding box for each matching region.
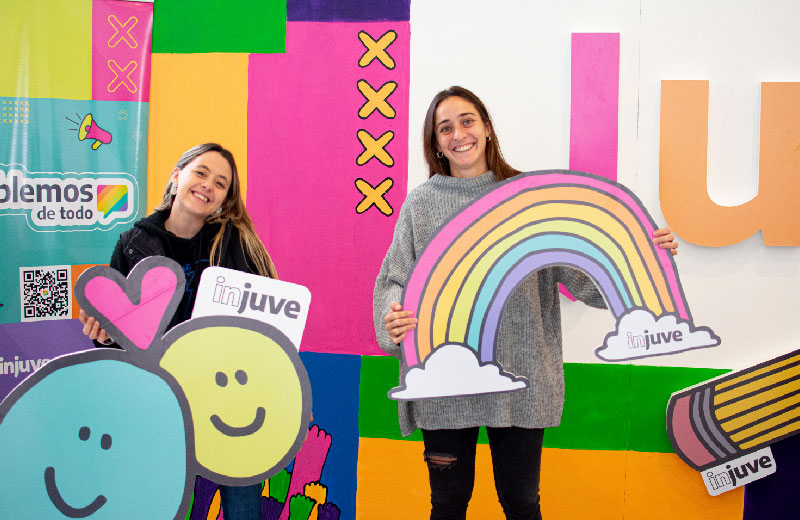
[44,466,107,518]
[210,406,266,437]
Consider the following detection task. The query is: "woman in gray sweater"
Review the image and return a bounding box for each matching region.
[373,86,678,519]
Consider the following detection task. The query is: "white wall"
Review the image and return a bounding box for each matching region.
[409,0,800,370]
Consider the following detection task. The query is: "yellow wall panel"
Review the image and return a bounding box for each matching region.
[356,437,504,519]
[0,1,91,99]
[624,451,743,520]
[540,448,627,519]
[357,439,745,519]
[147,53,249,212]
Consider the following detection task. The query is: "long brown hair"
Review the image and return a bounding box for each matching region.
[422,86,520,181]
[155,143,278,278]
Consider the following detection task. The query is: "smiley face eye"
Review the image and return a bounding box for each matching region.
[79,426,90,441]
[235,370,247,385]
[215,371,228,387]
[101,434,112,450]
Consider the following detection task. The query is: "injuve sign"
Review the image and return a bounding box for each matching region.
[660,80,800,246]
[193,267,311,350]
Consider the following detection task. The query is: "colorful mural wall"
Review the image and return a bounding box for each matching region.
[0,0,152,397]
[1,0,799,519]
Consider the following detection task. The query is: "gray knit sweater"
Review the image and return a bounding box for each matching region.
[373,171,607,436]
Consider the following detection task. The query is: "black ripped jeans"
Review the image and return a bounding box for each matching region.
[422,426,545,520]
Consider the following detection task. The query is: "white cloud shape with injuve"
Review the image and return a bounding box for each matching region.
[389,343,529,400]
[595,309,721,362]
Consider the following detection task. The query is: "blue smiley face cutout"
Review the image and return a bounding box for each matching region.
[0,256,314,518]
[0,350,191,519]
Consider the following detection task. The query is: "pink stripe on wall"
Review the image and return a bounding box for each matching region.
[92,0,152,102]
[569,33,620,180]
[248,21,409,355]
[563,33,620,301]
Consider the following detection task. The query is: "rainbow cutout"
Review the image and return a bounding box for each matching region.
[392,171,719,400]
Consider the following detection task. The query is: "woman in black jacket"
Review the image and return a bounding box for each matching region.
[79,142,276,520]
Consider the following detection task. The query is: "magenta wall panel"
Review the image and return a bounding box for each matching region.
[569,33,620,180]
[92,0,153,102]
[248,21,410,355]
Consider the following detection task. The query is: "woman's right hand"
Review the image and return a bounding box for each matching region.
[79,309,111,343]
[384,301,418,344]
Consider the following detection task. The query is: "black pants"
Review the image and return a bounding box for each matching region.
[192,476,262,520]
[422,427,544,520]
[219,482,263,520]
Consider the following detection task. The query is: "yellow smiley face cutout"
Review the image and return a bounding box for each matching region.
[159,317,311,483]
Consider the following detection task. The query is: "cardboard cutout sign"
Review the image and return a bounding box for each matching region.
[193,266,311,349]
[666,349,800,494]
[391,170,719,400]
[0,257,313,519]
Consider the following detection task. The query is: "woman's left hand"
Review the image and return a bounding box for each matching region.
[653,227,679,256]
[79,309,111,343]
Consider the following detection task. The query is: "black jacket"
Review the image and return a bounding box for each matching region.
[110,210,254,277]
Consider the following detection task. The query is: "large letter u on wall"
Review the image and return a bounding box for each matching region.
[659,80,800,247]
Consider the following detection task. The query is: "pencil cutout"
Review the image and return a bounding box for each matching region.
[667,349,800,470]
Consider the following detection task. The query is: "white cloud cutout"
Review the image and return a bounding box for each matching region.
[389,343,528,400]
[595,309,721,362]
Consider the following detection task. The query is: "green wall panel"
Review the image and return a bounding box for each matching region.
[152,0,286,53]
[359,355,728,453]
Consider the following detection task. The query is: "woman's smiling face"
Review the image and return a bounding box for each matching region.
[169,151,232,221]
[434,96,491,178]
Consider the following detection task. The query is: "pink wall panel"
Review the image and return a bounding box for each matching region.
[92,0,152,102]
[248,21,410,355]
[569,33,619,180]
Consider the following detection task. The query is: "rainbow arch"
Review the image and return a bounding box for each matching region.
[400,170,690,368]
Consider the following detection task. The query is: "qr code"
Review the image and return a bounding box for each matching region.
[19,266,71,322]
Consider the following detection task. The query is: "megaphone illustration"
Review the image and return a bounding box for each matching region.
[78,114,112,150]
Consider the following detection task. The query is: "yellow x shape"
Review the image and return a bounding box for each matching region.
[107,15,138,49]
[107,60,138,93]
[357,130,394,166]
[357,80,397,119]
[358,30,397,69]
[355,177,394,216]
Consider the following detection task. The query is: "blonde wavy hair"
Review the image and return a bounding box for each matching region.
[155,143,278,279]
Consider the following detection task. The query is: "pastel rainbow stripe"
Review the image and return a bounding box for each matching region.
[97,184,128,217]
[401,171,689,367]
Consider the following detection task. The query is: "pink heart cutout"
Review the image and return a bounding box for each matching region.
[84,266,179,350]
